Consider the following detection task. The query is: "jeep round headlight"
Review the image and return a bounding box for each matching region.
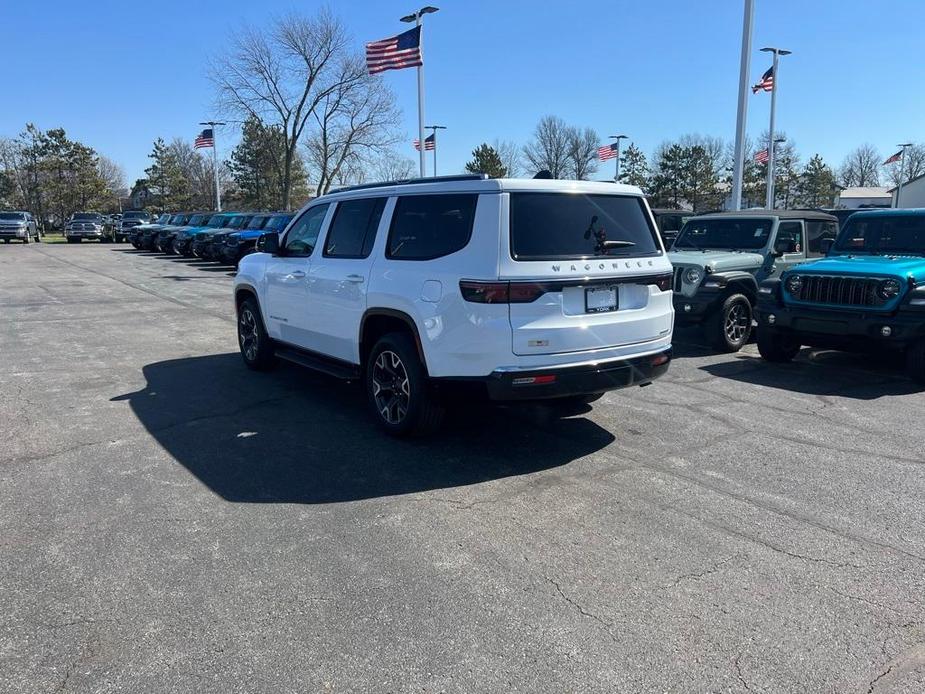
[684,267,702,284]
[786,275,803,294]
[878,278,902,299]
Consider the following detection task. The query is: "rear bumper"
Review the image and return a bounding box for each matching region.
[470,348,672,401]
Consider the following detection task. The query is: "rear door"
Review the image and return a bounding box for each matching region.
[501,192,672,356]
[304,196,388,363]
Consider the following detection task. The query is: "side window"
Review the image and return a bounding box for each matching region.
[806,220,837,257]
[386,194,478,260]
[284,204,330,257]
[324,197,386,258]
[776,221,803,255]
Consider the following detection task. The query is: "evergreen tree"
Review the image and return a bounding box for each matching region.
[618,143,649,190]
[797,154,838,208]
[464,143,507,178]
[145,138,188,212]
[650,144,686,208]
[682,145,721,212]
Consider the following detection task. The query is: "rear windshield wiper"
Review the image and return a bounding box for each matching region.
[599,240,635,253]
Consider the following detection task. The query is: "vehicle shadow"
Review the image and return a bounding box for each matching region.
[698,349,921,399]
[113,353,614,504]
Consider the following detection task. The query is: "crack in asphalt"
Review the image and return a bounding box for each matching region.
[544,576,617,643]
[659,553,742,589]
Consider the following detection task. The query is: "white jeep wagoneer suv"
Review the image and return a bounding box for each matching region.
[233,174,674,435]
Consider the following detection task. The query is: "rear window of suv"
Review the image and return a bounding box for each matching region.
[510,193,660,260]
[387,194,478,260]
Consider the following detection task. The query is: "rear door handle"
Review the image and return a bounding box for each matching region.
[346,274,365,283]
[288,270,306,279]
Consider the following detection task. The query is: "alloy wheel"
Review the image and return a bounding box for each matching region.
[725,303,749,343]
[372,350,411,425]
[238,307,260,361]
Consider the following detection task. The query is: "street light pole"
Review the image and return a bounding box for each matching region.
[609,134,627,182]
[401,6,439,178]
[731,0,755,210]
[426,124,446,177]
[200,120,225,211]
[895,143,913,208]
[761,47,791,210]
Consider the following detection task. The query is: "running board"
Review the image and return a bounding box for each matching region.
[274,346,361,380]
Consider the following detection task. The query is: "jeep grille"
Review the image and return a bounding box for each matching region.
[789,275,886,307]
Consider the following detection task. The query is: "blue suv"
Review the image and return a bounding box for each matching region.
[755,209,925,382]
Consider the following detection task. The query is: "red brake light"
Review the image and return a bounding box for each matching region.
[459,281,509,303]
[652,273,673,291]
[508,282,548,303]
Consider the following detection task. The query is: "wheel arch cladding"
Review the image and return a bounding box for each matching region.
[360,309,428,372]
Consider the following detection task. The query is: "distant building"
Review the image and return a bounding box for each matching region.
[834,186,892,209]
[889,173,925,208]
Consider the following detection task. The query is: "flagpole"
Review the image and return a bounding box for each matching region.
[427,124,446,177]
[609,134,627,183]
[761,47,790,209]
[731,0,754,210]
[896,143,912,208]
[401,8,438,179]
[200,120,224,211]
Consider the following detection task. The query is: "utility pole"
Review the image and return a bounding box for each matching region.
[730,0,755,210]
[426,124,446,176]
[761,47,791,209]
[200,121,225,211]
[609,134,627,182]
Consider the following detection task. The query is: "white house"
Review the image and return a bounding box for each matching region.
[889,173,925,208]
[834,186,892,209]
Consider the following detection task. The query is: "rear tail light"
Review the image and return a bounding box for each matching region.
[512,374,557,386]
[650,352,670,367]
[652,273,673,291]
[459,281,548,304]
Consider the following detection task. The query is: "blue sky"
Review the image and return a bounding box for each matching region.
[2,0,922,186]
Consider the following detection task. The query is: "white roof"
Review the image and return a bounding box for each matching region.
[838,186,891,198]
[322,177,644,202]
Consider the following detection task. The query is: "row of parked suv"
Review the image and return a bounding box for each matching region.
[124,175,925,436]
[127,210,294,266]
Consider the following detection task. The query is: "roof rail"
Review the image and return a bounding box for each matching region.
[329,173,489,194]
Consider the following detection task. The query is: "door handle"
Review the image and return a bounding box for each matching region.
[288,270,306,279]
[346,274,365,283]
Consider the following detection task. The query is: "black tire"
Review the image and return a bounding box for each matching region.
[704,293,753,352]
[67,237,79,244]
[366,332,444,437]
[906,339,925,384]
[237,297,277,371]
[22,234,30,244]
[757,328,800,363]
[3,239,9,244]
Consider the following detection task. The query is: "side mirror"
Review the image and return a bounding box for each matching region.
[820,238,834,255]
[258,231,280,255]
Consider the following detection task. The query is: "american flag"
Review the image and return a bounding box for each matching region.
[752,66,774,94]
[366,26,423,75]
[413,134,436,151]
[884,150,903,165]
[754,148,769,164]
[597,143,619,161]
[194,129,214,149]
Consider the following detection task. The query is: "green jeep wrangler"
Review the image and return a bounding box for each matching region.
[668,210,838,351]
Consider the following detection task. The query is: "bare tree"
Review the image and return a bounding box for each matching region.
[886,143,925,187]
[213,9,357,209]
[492,139,522,178]
[370,151,416,181]
[522,116,571,178]
[97,155,125,194]
[565,126,600,180]
[839,144,881,187]
[303,57,401,195]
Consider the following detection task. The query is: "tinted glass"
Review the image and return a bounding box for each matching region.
[187,214,209,226]
[74,213,102,221]
[775,221,803,254]
[264,214,293,232]
[157,214,171,223]
[169,215,188,225]
[657,213,688,232]
[124,211,149,219]
[806,220,838,257]
[387,194,477,260]
[325,198,386,258]
[284,204,329,256]
[511,193,658,259]
[205,215,225,226]
[834,215,925,255]
[246,216,269,230]
[675,217,773,250]
[0,213,25,220]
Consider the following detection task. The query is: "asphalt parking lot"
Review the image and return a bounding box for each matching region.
[2,243,924,693]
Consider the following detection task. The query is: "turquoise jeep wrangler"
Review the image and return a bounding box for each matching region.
[755,209,925,382]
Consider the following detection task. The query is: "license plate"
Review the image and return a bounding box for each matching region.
[585,286,618,313]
